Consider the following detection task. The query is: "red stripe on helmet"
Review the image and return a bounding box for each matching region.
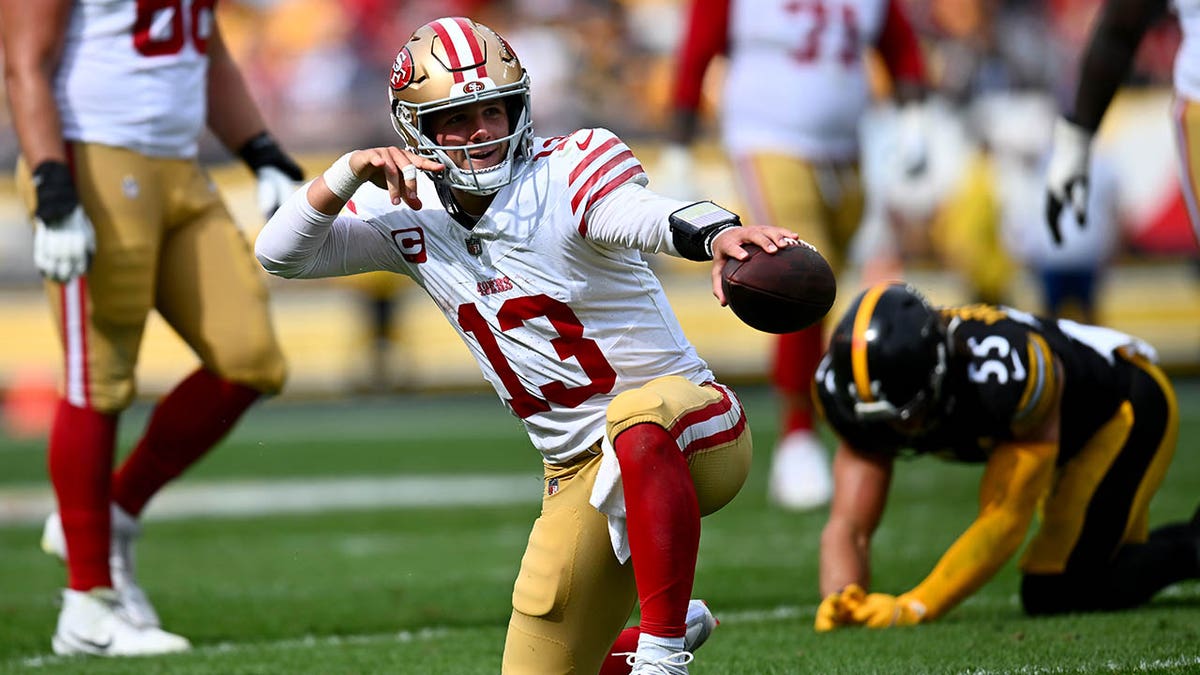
[430,19,466,83]
[452,17,487,79]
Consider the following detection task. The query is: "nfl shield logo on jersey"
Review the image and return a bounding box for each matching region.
[546,477,559,496]
[465,236,483,256]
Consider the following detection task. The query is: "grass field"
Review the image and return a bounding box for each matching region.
[1,383,1198,674]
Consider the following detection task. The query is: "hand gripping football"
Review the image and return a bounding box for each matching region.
[721,240,836,334]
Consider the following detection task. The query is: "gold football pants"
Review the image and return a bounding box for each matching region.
[730,152,863,273]
[502,377,752,674]
[17,143,286,412]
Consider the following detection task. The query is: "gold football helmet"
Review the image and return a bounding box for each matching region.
[389,17,532,195]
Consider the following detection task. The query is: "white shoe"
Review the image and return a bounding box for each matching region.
[767,431,833,511]
[625,650,695,675]
[42,505,161,628]
[51,588,190,657]
[683,599,717,652]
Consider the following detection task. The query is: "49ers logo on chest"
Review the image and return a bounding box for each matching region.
[390,47,414,90]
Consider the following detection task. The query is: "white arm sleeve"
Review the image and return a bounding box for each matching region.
[584,182,694,257]
[254,181,402,279]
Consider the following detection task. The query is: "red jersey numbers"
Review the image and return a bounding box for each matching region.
[458,295,617,418]
[133,0,214,56]
[391,227,428,264]
[785,0,861,66]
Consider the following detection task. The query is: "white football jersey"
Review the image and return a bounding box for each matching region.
[1174,0,1200,100]
[279,129,715,464]
[56,0,211,157]
[722,0,891,159]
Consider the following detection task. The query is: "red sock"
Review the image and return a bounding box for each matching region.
[599,627,641,675]
[614,423,699,639]
[112,369,260,516]
[773,322,825,434]
[49,399,118,591]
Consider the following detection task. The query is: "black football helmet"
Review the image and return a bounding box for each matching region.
[826,282,948,434]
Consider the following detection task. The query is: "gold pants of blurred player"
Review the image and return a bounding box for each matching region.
[16,143,286,412]
[732,152,863,409]
[502,377,752,674]
[731,153,863,271]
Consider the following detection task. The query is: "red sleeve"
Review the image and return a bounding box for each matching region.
[875,0,926,85]
[670,0,731,111]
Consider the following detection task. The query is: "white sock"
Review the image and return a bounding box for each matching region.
[636,633,687,662]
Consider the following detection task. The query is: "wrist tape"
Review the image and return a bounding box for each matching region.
[322,153,365,201]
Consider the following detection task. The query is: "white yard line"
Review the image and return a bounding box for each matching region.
[961,657,1200,674]
[17,606,1200,672]
[0,473,542,525]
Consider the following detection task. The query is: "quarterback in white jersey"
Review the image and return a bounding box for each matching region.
[256,16,802,675]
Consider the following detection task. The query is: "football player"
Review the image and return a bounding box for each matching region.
[1046,0,1199,248]
[664,0,929,511]
[812,282,1200,630]
[0,0,301,656]
[255,17,801,675]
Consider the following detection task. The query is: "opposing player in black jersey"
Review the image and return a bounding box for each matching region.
[811,282,1199,630]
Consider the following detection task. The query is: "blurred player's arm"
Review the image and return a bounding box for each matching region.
[668,0,730,146]
[660,0,730,198]
[875,0,929,175]
[0,0,70,167]
[1070,0,1169,132]
[1,0,96,282]
[1046,0,1168,239]
[204,21,303,218]
[875,0,927,104]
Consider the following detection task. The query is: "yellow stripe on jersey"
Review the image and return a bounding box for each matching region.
[1012,334,1057,433]
[948,304,1009,325]
[851,284,889,403]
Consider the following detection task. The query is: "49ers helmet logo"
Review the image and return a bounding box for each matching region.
[390,47,414,90]
[463,81,484,93]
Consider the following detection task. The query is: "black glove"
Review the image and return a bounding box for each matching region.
[238,132,304,219]
[32,160,81,224]
[238,131,304,180]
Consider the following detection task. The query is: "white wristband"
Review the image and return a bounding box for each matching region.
[322,152,365,201]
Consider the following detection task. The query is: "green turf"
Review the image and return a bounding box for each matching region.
[0,384,1198,673]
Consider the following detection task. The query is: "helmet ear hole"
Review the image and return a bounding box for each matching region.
[503,96,524,135]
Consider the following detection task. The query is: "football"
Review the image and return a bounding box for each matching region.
[721,240,837,334]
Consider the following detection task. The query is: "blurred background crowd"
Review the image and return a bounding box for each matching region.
[0,0,1197,413]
